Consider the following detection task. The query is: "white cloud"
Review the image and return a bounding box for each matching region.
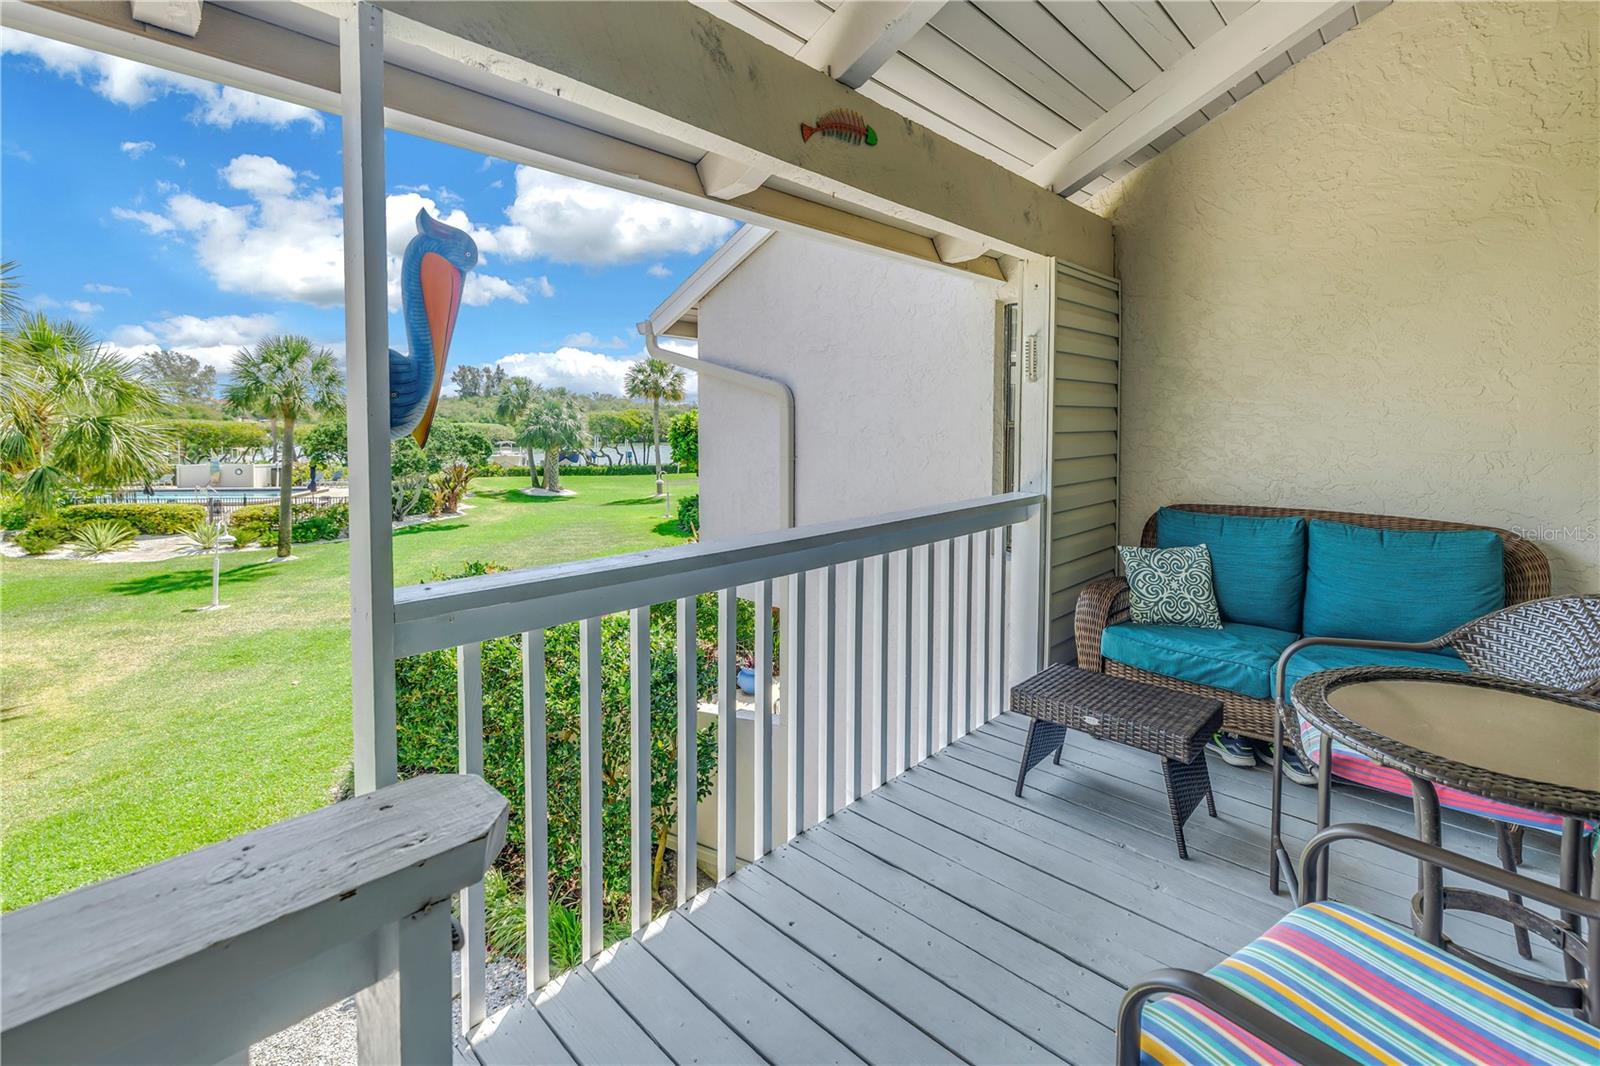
[84,282,131,295]
[532,276,555,298]
[2,29,324,129]
[107,312,278,372]
[120,140,154,159]
[647,263,672,278]
[495,345,697,397]
[110,163,524,310]
[112,207,175,235]
[494,347,635,396]
[486,168,735,265]
[68,300,102,315]
[562,331,630,350]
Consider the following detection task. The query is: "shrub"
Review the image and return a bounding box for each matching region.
[69,519,138,556]
[396,567,719,929]
[18,514,74,553]
[428,461,473,517]
[483,869,629,966]
[59,503,205,535]
[181,519,228,552]
[16,528,62,555]
[227,501,349,545]
[667,410,698,472]
[676,493,699,537]
[500,465,531,479]
[1,500,27,530]
[392,475,428,522]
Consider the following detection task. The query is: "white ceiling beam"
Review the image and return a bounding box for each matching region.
[1025,0,1347,195]
[795,1,945,89]
[697,151,772,199]
[129,0,202,37]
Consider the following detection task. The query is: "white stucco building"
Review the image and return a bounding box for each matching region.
[649,224,1010,538]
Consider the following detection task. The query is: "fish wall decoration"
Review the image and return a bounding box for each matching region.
[800,108,878,147]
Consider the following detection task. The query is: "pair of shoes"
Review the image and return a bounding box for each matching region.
[1275,745,1319,787]
[1206,731,1258,768]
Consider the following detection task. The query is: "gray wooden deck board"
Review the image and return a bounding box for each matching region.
[474,716,1564,1065]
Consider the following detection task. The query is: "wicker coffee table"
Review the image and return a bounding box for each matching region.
[1011,664,1224,859]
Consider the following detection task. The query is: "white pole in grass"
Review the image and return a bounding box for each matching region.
[202,532,237,611]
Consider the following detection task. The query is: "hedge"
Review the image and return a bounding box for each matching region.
[58,503,205,535]
[675,493,699,536]
[396,576,718,926]
[228,501,350,546]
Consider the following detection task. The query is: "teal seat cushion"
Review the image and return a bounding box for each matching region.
[1279,643,1468,698]
[1101,621,1298,700]
[1156,508,1307,632]
[1302,520,1504,643]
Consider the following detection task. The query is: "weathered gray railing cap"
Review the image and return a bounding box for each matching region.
[2,774,508,1064]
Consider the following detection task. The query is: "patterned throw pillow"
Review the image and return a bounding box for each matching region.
[1117,545,1223,628]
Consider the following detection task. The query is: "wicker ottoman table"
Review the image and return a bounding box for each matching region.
[1010,664,1224,860]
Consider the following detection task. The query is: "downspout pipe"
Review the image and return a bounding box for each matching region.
[637,322,796,530]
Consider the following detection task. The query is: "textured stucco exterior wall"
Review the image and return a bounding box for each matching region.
[1092,1,1599,593]
[696,233,1000,537]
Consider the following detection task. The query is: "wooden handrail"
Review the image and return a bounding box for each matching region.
[1,775,508,1065]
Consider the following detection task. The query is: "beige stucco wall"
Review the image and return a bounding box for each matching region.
[1092,1,1599,594]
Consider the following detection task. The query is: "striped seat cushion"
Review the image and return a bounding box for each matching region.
[1140,901,1600,1065]
[1298,719,1576,834]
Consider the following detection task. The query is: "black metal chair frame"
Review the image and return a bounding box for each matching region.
[1265,596,1600,951]
[1115,823,1600,1065]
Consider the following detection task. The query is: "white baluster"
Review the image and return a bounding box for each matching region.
[579,618,603,960]
[898,549,915,775]
[923,543,936,761]
[873,554,890,790]
[818,565,837,821]
[784,572,807,841]
[717,588,737,881]
[522,630,550,992]
[944,539,957,750]
[676,598,697,905]
[753,580,773,857]
[844,559,864,804]
[456,642,486,1031]
[629,607,651,932]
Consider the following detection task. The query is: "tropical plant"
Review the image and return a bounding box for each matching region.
[181,518,228,553]
[666,409,698,472]
[494,376,541,478]
[225,336,343,558]
[0,314,175,515]
[69,519,137,556]
[0,260,22,325]
[587,409,648,466]
[623,358,687,501]
[517,395,588,493]
[392,474,428,522]
[427,460,473,517]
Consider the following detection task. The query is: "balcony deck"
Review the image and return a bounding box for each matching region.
[467,713,1564,1065]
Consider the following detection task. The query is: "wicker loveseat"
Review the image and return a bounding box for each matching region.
[1073,504,1551,740]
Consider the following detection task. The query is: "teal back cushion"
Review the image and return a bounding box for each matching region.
[1156,508,1307,632]
[1302,520,1505,643]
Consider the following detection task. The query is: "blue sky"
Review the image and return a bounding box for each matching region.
[0,29,724,395]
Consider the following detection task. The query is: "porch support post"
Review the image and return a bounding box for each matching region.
[342,0,396,795]
[1007,257,1053,682]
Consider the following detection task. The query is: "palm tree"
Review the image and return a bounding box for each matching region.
[517,395,588,493]
[226,336,343,558]
[0,313,173,514]
[495,376,541,483]
[624,358,687,507]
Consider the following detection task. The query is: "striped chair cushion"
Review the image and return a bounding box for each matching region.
[1298,719,1575,834]
[1140,902,1600,1065]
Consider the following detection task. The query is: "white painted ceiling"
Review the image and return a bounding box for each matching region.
[695,1,1388,205]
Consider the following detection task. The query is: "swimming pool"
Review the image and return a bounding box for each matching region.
[105,489,288,504]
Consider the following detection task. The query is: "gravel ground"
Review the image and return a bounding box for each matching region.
[251,953,525,1065]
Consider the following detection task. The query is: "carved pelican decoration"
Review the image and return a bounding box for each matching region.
[390,208,478,445]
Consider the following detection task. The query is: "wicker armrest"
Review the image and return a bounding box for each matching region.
[1074,575,1130,672]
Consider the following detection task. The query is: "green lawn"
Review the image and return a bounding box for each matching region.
[0,474,695,909]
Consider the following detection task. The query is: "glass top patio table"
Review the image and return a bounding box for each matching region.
[1290,666,1600,823]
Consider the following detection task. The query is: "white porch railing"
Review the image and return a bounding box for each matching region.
[0,775,507,1065]
[393,491,1041,1028]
